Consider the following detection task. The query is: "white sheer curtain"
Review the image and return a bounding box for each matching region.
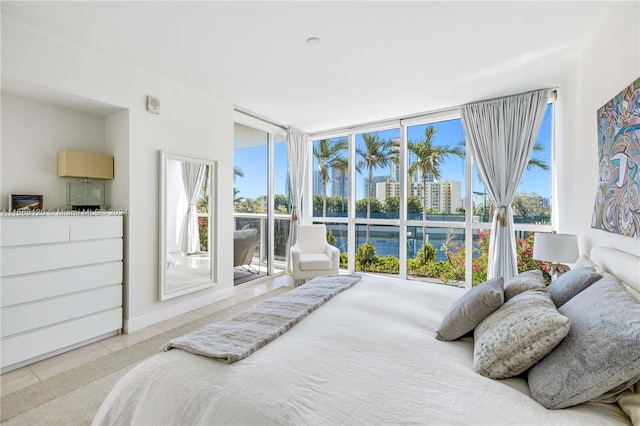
[286,127,310,272]
[180,162,206,255]
[461,89,550,281]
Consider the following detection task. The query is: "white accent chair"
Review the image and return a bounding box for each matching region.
[290,224,340,283]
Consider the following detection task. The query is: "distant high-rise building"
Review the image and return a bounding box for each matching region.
[313,170,323,196]
[538,197,551,209]
[405,152,436,184]
[390,162,400,183]
[331,168,349,199]
[380,179,461,213]
[364,176,388,198]
[412,170,435,183]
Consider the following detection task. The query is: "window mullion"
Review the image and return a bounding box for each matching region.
[465,144,474,289]
[399,124,408,279]
[347,133,357,273]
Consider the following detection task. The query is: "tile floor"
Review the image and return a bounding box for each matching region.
[0,273,294,396]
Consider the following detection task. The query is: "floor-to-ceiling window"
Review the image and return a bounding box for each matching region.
[311,102,554,287]
[312,136,350,268]
[353,128,401,273]
[405,118,466,285]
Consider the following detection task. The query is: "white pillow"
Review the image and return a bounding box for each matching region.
[618,383,640,426]
[572,254,604,274]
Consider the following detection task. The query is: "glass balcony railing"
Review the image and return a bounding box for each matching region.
[233,213,291,272]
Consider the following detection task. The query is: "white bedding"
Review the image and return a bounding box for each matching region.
[93,273,631,425]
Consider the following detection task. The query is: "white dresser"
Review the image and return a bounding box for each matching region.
[0,213,123,372]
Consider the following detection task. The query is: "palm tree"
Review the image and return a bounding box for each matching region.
[408,126,464,245]
[356,133,397,241]
[313,139,348,217]
[526,142,550,171]
[233,167,245,207]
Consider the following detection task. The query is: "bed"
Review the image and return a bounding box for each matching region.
[93,246,639,425]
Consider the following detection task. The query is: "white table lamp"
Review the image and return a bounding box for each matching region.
[533,233,579,278]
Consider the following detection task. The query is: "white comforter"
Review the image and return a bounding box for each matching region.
[93,275,630,425]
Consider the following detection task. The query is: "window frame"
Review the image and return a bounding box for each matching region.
[309,103,554,288]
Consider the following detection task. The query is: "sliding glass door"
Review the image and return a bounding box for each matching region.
[233,121,289,284]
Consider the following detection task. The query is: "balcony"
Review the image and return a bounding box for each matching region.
[233,213,289,285]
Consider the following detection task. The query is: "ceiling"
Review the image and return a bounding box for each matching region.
[1,1,617,133]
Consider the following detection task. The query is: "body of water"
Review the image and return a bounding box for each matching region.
[328,224,464,261]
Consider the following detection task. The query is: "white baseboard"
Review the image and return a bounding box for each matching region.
[123,286,235,334]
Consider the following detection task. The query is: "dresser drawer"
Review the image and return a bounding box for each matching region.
[1,262,122,307]
[1,239,123,276]
[2,285,122,338]
[1,217,70,247]
[0,308,122,369]
[70,216,123,241]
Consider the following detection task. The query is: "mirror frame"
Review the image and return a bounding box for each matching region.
[159,150,217,301]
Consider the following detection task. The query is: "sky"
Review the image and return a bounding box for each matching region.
[234,104,553,201]
[234,142,288,200]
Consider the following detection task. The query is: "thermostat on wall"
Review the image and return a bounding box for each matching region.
[146,96,160,114]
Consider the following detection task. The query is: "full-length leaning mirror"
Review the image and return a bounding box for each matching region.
[159,151,217,301]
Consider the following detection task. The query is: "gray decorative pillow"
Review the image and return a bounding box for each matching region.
[473,289,570,379]
[528,274,640,409]
[503,270,545,301]
[435,277,504,341]
[547,267,601,307]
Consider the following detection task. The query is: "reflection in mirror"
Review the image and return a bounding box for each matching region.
[159,151,216,301]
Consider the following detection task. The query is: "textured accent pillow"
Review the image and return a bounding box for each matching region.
[528,274,640,409]
[435,277,504,341]
[473,289,570,379]
[503,270,545,301]
[547,267,601,307]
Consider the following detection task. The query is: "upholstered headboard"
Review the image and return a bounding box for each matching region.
[590,246,640,293]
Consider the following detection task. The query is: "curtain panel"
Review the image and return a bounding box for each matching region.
[286,127,310,271]
[461,89,550,281]
[180,162,206,254]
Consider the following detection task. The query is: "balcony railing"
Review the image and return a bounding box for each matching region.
[234,213,291,271]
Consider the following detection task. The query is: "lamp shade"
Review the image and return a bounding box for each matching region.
[533,233,579,264]
[57,151,114,179]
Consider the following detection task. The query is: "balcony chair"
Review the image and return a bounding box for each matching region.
[234,228,259,273]
[290,224,340,284]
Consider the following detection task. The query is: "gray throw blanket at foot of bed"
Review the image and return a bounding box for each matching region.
[161,274,362,363]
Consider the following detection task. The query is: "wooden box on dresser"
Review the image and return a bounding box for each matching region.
[0,212,124,373]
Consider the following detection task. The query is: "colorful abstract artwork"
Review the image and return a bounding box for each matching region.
[592,77,640,238]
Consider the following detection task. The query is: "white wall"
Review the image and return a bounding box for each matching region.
[1,17,236,332]
[105,110,131,318]
[105,110,130,210]
[556,1,640,257]
[1,92,107,210]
